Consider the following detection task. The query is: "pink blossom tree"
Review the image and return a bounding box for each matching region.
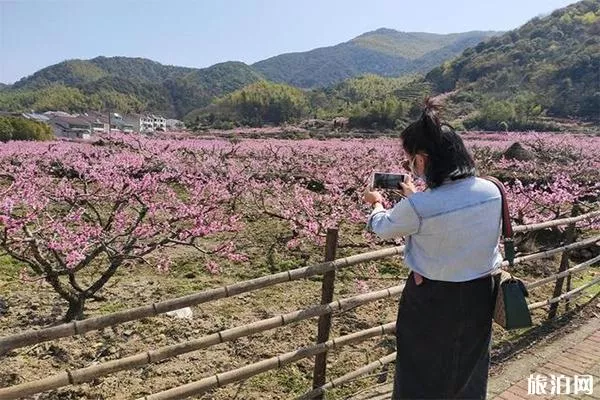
[0,136,243,320]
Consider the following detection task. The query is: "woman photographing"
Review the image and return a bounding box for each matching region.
[364,99,502,399]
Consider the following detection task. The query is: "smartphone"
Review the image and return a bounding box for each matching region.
[372,172,406,190]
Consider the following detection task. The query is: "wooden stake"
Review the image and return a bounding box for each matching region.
[549,206,579,319]
[312,228,338,398]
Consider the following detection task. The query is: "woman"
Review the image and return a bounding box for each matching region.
[364,99,502,399]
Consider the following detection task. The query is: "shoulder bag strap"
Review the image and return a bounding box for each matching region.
[482,176,515,267]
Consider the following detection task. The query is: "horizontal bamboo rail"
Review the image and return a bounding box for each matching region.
[0,286,404,400]
[500,235,600,268]
[513,210,600,233]
[139,322,396,400]
[527,254,600,290]
[0,246,405,353]
[299,352,397,400]
[529,274,600,310]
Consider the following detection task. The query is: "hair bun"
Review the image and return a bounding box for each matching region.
[422,97,443,127]
[420,96,444,140]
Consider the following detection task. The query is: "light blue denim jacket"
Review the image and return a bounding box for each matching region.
[367,176,503,282]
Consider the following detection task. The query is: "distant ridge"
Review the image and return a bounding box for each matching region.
[252,29,500,87]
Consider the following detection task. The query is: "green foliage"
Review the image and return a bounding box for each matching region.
[427,0,600,120]
[0,118,15,141]
[189,81,310,127]
[0,85,84,112]
[186,74,432,129]
[313,74,431,119]
[253,30,499,88]
[2,57,262,118]
[0,116,54,142]
[463,95,557,131]
[348,97,407,129]
[0,84,143,114]
[165,61,264,117]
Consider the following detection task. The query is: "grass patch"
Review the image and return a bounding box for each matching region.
[0,255,24,279]
[244,364,310,397]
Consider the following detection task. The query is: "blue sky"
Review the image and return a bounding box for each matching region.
[0,0,576,84]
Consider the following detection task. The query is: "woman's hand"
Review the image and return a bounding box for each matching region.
[363,190,383,205]
[400,175,417,197]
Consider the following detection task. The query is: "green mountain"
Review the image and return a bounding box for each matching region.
[426,0,600,120]
[1,27,492,118]
[252,29,500,88]
[1,57,263,118]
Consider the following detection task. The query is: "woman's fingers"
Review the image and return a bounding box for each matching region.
[363,190,383,204]
[400,182,415,197]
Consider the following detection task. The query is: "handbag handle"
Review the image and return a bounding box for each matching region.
[482,176,515,267]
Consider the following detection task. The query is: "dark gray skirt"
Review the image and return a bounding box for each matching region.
[392,271,495,399]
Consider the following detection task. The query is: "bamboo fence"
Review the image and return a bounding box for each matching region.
[2,234,598,355]
[0,246,406,353]
[137,322,396,400]
[528,274,600,310]
[137,238,600,400]
[0,286,404,399]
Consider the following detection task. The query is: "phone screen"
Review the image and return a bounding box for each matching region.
[373,173,405,189]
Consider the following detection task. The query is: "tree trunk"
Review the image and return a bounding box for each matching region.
[64,295,86,321]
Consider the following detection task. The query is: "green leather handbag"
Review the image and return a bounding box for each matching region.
[485,177,533,330]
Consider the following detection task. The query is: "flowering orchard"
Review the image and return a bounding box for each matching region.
[0,132,598,320]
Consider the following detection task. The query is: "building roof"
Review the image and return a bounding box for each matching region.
[50,115,92,129]
[43,111,74,118]
[122,114,141,125]
[22,112,50,122]
[80,111,110,124]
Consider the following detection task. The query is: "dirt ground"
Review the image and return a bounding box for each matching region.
[1,240,599,399]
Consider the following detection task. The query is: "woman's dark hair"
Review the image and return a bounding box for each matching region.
[400,97,475,188]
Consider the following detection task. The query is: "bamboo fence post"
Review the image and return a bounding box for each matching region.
[565,273,572,311]
[312,228,339,398]
[548,206,579,319]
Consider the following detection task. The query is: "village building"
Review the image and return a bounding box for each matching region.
[48,115,92,140]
